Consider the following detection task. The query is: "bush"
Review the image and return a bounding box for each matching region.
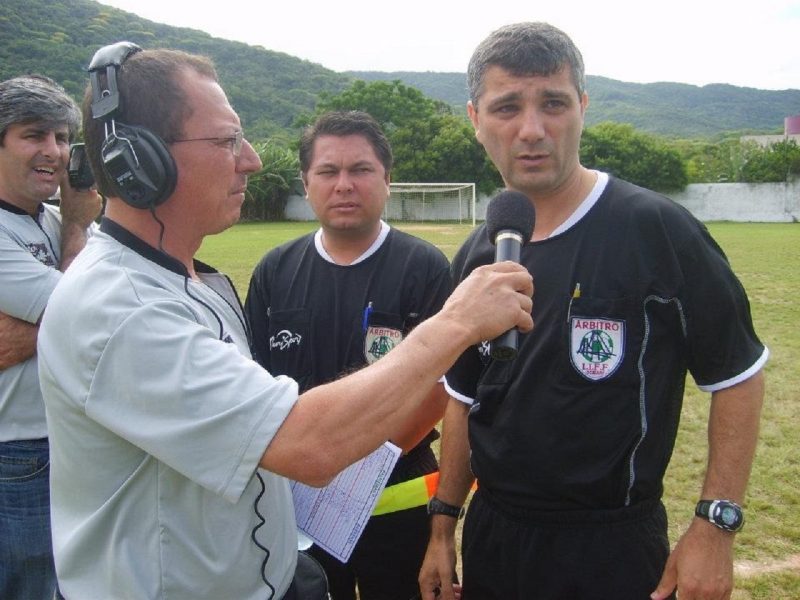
[243,141,299,221]
[580,122,688,192]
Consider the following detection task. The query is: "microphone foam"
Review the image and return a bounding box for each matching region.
[485,190,536,245]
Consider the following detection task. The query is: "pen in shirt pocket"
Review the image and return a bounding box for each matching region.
[362,301,373,333]
[567,282,581,322]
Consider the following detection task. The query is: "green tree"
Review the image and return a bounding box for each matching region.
[676,138,800,184]
[243,141,299,221]
[677,138,743,183]
[580,122,688,192]
[739,139,800,182]
[391,114,501,194]
[299,79,447,132]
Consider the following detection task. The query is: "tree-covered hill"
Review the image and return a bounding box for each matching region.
[586,77,800,138]
[0,0,352,141]
[2,0,797,141]
[347,72,800,139]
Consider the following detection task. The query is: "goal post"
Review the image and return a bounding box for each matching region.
[385,183,476,226]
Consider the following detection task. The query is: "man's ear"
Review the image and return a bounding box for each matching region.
[467,101,482,143]
[301,173,309,197]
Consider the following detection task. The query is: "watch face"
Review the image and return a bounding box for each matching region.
[720,506,740,527]
[712,501,743,531]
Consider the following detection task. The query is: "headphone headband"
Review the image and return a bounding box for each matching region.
[88,42,142,121]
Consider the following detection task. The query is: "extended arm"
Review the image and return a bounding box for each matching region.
[390,382,449,453]
[260,262,533,486]
[652,370,765,600]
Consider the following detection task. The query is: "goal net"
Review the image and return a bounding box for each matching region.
[385,183,476,225]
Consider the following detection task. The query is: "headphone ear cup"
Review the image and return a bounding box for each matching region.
[101,125,177,209]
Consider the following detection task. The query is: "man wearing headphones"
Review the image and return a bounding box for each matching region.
[36,44,533,600]
[0,74,101,600]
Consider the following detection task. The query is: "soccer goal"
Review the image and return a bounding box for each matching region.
[385,183,476,225]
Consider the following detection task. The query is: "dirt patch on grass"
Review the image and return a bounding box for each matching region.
[735,554,800,578]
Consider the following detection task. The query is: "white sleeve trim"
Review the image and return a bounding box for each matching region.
[697,347,770,393]
[444,377,475,406]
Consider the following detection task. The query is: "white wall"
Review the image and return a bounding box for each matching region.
[284,180,800,223]
[670,181,800,222]
[284,194,315,220]
[476,181,800,223]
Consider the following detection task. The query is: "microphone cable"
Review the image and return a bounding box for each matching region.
[148,206,226,340]
[251,471,276,598]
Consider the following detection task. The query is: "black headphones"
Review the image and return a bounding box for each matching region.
[88,41,177,209]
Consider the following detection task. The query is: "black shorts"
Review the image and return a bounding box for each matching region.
[461,489,673,600]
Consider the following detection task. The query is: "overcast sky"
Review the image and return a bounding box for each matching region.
[98,0,799,91]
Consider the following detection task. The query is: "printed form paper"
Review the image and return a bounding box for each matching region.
[292,441,401,562]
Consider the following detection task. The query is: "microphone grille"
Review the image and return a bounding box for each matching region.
[485,190,536,244]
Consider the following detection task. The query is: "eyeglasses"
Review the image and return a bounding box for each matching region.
[169,130,244,157]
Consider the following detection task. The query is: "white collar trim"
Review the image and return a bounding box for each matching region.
[548,171,609,238]
[314,220,391,265]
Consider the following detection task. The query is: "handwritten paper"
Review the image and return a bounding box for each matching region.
[292,442,401,562]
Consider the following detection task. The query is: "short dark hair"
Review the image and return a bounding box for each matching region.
[0,75,80,145]
[299,111,393,175]
[81,48,217,197]
[467,22,586,108]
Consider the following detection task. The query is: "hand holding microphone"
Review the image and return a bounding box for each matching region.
[485,190,536,360]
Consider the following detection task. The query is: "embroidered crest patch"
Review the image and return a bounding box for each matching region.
[365,326,403,364]
[570,317,625,381]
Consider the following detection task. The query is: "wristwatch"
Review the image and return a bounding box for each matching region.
[427,496,465,519]
[695,499,745,532]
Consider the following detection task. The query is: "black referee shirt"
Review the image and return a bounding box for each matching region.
[246,227,452,478]
[446,177,765,512]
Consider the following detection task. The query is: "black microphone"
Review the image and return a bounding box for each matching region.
[485,190,536,360]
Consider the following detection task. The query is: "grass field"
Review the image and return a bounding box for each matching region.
[198,221,800,598]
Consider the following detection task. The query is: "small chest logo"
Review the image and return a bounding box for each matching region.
[364,326,403,364]
[570,317,625,381]
[270,329,302,351]
[27,242,56,267]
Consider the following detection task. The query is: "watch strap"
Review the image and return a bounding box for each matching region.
[695,499,714,518]
[427,496,465,519]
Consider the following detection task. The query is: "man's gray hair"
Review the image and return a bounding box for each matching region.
[467,22,586,108]
[0,75,81,144]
